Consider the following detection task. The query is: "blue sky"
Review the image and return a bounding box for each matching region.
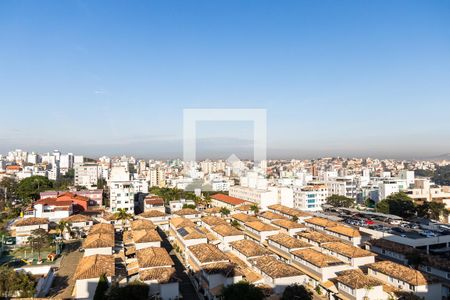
[0,0,449,159]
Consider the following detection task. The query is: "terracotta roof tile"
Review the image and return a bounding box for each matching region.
[188,243,228,263]
[74,254,115,280]
[139,267,178,283]
[268,233,311,249]
[230,239,271,258]
[211,194,247,206]
[136,247,174,268]
[368,261,430,286]
[250,255,303,278]
[14,217,49,227]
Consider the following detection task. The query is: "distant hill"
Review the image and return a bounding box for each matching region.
[428,153,450,161]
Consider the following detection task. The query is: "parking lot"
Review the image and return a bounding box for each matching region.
[321,208,450,240]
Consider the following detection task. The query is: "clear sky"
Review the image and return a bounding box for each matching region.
[1,0,449,159]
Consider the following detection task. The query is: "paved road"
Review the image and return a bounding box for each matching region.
[48,240,83,299]
[161,237,199,300]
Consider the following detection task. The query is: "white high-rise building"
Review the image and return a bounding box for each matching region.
[59,153,74,171]
[74,163,99,188]
[109,179,149,214]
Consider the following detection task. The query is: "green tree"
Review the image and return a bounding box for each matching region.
[220,207,231,217]
[375,192,416,218]
[0,267,36,298]
[222,281,264,300]
[182,204,196,209]
[416,202,448,221]
[57,220,72,239]
[17,176,53,201]
[230,220,240,228]
[250,204,260,215]
[27,228,50,261]
[94,273,109,300]
[281,283,312,300]
[107,281,149,300]
[114,208,133,228]
[365,198,375,208]
[432,165,450,186]
[326,194,355,208]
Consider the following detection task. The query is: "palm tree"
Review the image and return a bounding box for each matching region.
[250,204,260,215]
[115,208,133,229]
[220,207,231,217]
[57,220,72,239]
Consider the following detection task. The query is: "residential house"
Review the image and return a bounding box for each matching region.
[319,242,375,267]
[249,255,306,294]
[74,254,115,300]
[243,221,279,244]
[267,233,311,262]
[209,224,245,251]
[271,219,306,236]
[367,260,442,300]
[291,248,352,284]
[187,243,242,300]
[12,217,49,245]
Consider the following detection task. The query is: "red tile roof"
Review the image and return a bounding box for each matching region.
[211,194,247,206]
[34,198,73,207]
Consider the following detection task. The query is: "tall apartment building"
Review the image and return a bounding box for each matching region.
[293,183,328,211]
[109,180,149,213]
[148,168,165,187]
[74,163,99,188]
[326,176,357,199]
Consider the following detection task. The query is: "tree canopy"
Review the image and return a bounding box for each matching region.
[17,176,53,201]
[221,281,265,300]
[416,201,449,221]
[433,165,450,186]
[375,192,416,218]
[281,284,313,300]
[107,281,149,300]
[326,194,355,208]
[93,274,109,300]
[27,228,50,260]
[0,266,36,298]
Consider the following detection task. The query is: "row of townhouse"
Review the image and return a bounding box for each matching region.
[74,219,180,300]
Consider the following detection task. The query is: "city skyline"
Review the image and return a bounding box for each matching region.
[1,1,450,158]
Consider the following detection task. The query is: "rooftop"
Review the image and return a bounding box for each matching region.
[139,267,178,283]
[170,217,196,229]
[231,213,259,223]
[244,221,278,232]
[131,219,156,231]
[74,254,115,280]
[291,248,343,268]
[177,226,206,240]
[304,217,339,228]
[230,239,272,258]
[202,216,228,227]
[173,208,200,216]
[326,225,361,238]
[136,247,174,268]
[321,242,375,258]
[211,224,243,237]
[366,239,417,255]
[188,243,228,263]
[368,261,430,286]
[14,217,49,227]
[89,223,114,234]
[139,210,166,218]
[297,229,341,244]
[83,233,114,248]
[268,233,311,249]
[335,269,382,290]
[271,219,306,230]
[249,255,304,278]
[211,193,247,206]
[267,204,311,218]
[258,211,287,220]
[62,214,93,223]
[125,229,162,244]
